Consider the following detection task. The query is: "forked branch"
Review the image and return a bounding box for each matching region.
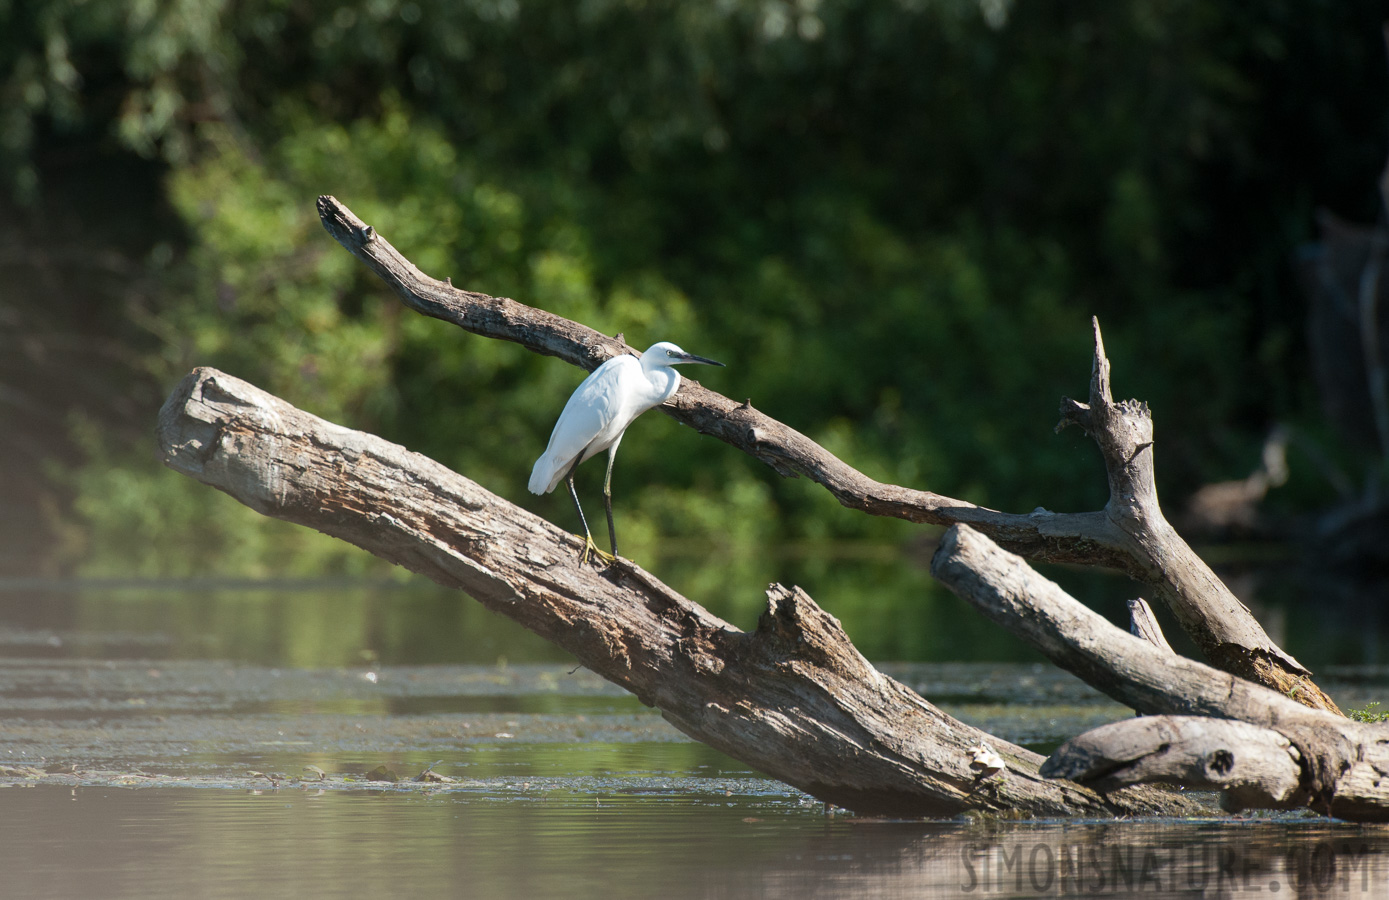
[932,524,1384,817]
[316,194,1335,711]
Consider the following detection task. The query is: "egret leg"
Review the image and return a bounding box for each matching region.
[565,470,613,566]
[603,443,620,559]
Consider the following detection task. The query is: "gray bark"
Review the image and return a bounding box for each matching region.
[151,194,1367,817]
[1055,320,1334,710]
[1040,716,1305,813]
[1127,598,1173,652]
[315,194,1336,712]
[931,523,1389,819]
[156,367,1207,818]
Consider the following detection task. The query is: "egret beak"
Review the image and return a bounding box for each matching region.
[677,352,725,367]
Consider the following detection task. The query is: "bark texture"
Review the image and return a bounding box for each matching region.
[932,524,1389,818]
[1046,711,1389,821]
[1127,598,1173,652]
[1056,320,1337,711]
[157,367,1206,818]
[315,194,1335,711]
[1041,716,1305,813]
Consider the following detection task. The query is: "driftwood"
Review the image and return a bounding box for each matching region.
[151,194,1370,818]
[1053,321,1336,711]
[1046,713,1389,822]
[1127,598,1173,652]
[314,195,1337,713]
[1042,717,1304,814]
[156,367,1206,818]
[931,524,1389,819]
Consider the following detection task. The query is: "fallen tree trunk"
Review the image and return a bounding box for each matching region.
[314,194,1336,712]
[1041,717,1306,813]
[152,194,1363,817]
[156,367,1207,818]
[931,524,1389,819]
[1044,714,1389,822]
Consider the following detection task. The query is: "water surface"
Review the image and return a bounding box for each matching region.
[4,786,1388,899]
[4,577,1389,897]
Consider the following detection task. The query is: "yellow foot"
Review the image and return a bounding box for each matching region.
[577,534,616,566]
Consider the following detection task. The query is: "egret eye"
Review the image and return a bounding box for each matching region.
[666,350,676,357]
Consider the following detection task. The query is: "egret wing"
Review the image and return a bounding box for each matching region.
[528,358,631,494]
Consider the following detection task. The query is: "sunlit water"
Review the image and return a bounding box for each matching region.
[4,578,1389,897]
[3,787,1388,899]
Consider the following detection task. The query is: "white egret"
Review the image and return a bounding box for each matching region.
[529,341,725,563]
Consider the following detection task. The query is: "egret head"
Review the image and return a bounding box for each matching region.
[641,341,725,369]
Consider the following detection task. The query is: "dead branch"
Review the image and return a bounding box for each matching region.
[1041,717,1306,813]
[1127,598,1172,653]
[1045,717,1306,814]
[155,367,1208,818]
[315,194,1333,711]
[1057,321,1335,711]
[931,524,1388,818]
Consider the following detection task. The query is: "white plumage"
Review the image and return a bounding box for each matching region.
[530,341,724,561]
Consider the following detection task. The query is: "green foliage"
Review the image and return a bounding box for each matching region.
[8,0,1388,580]
[0,0,237,199]
[1349,702,1389,724]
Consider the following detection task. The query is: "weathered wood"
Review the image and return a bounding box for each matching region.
[1057,320,1336,712]
[931,523,1389,818]
[1041,716,1305,813]
[156,367,1207,818]
[315,194,1332,711]
[1127,598,1172,653]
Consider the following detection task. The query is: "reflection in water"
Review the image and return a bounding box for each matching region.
[2,655,1389,897]
[0,563,1046,668]
[0,787,1385,899]
[5,576,1389,897]
[1,552,1384,668]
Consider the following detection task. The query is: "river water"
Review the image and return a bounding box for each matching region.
[3,576,1389,897]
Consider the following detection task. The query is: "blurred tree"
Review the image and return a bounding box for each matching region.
[1,0,1386,578]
